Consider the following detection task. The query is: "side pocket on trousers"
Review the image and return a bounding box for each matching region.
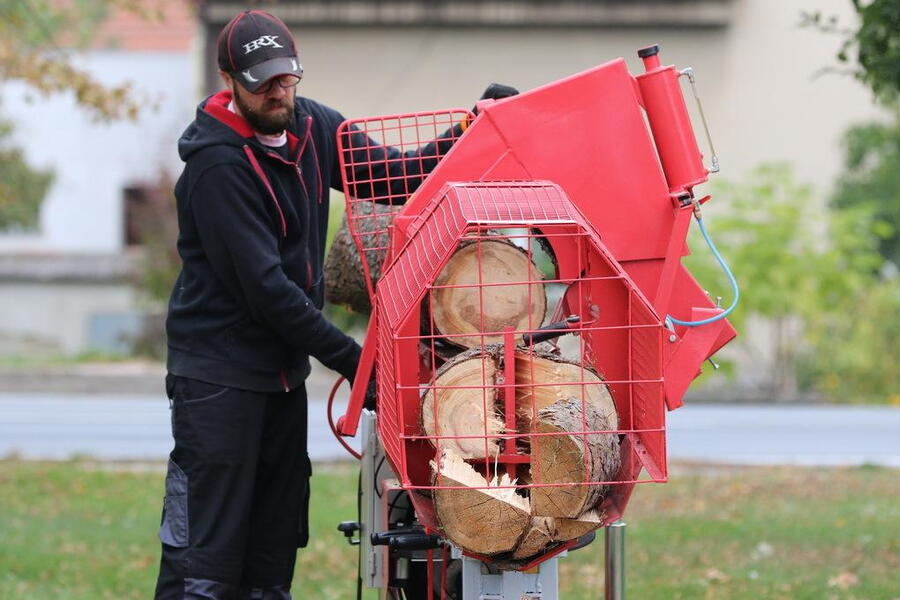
[158,458,189,548]
[297,455,312,548]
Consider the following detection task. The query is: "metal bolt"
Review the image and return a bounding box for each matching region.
[707,357,720,370]
[668,334,677,343]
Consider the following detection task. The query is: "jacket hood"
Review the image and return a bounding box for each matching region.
[178,90,307,161]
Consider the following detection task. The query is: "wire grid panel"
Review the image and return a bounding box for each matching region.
[336,109,473,302]
[376,309,402,468]
[378,181,581,329]
[372,181,666,536]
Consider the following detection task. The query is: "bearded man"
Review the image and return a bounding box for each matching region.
[153,9,517,599]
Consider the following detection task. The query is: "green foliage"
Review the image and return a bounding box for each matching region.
[798,278,900,404]
[686,164,880,330]
[134,186,180,305]
[803,0,900,106]
[844,0,900,105]
[0,0,155,234]
[685,164,892,400]
[127,178,180,359]
[0,0,149,122]
[0,118,53,230]
[832,118,900,266]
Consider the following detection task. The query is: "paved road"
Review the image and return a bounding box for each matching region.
[1,392,898,466]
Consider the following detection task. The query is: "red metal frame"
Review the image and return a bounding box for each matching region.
[336,46,737,569]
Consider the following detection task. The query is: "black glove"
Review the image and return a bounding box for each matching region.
[473,83,520,115]
[363,377,377,412]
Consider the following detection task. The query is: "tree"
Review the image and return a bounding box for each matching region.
[0,117,53,230]
[684,164,883,399]
[0,0,150,122]
[803,0,900,105]
[832,120,900,267]
[804,0,900,267]
[0,0,153,230]
[839,0,900,105]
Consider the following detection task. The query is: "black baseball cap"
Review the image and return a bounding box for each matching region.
[217,10,303,93]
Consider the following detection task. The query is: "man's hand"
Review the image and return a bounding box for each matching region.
[479,82,520,102]
[473,83,520,115]
[363,377,377,412]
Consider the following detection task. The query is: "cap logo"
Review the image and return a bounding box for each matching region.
[243,35,283,54]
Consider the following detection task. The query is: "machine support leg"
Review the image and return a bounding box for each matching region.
[604,520,626,600]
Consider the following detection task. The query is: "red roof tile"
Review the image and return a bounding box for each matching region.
[93,0,195,52]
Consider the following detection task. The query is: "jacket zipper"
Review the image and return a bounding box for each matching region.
[242,145,287,238]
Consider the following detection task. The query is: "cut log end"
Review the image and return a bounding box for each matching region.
[511,516,556,560]
[421,346,504,459]
[432,449,531,556]
[430,240,547,349]
[515,351,618,433]
[554,508,606,542]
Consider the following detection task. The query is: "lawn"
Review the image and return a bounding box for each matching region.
[0,460,897,599]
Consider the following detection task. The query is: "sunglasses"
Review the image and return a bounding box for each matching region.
[253,73,303,95]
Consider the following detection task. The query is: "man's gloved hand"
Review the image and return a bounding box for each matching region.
[479,82,520,101]
[363,377,377,412]
[473,83,519,115]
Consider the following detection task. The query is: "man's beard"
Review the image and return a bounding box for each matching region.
[233,86,295,135]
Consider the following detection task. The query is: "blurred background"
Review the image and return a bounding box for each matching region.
[0,0,897,598]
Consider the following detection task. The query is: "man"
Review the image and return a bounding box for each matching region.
[156,9,516,599]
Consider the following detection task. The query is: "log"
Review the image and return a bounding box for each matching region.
[432,448,531,556]
[515,351,618,433]
[530,397,621,518]
[430,240,546,349]
[554,508,606,542]
[421,346,505,459]
[511,516,556,560]
[324,202,396,314]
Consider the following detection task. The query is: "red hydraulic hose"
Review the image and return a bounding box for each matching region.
[327,376,362,460]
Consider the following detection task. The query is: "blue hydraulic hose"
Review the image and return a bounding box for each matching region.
[667,216,739,328]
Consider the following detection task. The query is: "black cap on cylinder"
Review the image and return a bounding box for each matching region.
[638,44,660,58]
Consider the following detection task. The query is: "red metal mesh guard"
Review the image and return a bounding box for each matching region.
[336,109,473,302]
[372,181,666,549]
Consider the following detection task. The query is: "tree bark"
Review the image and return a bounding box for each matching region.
[324,202,396,314]
[432,448,531,556]
[529,397,621,518]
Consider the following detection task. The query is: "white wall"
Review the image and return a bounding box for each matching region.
[288,0,884,195]
[0,282,137,354]
[0,51,193,252]
[3,1,884,252]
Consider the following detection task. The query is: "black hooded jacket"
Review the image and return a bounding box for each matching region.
[166,89,461,392]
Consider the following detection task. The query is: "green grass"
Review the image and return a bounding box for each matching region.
[0,350,134,368]
[0,461,897,599]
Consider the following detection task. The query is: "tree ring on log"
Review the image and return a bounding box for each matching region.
[430,239,547,349]
[515,349,618,434]
[421,345,505,459]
